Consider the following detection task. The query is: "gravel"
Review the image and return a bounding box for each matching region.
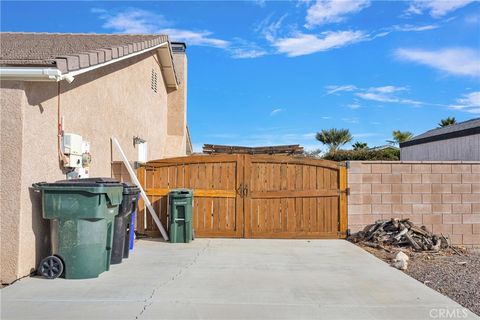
[357,244,480,316]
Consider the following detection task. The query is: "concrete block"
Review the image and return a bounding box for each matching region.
[372,184,391,193]
[432,184,452,193]
[473,204,480,214]
[449,234,463,245]
[453,224,472,234]
[442,214,462,224]
[402,174,422,183]
[473,224,480,234]
[442,194,462,204]
[432,224,452,235]
[422,194,442,204]
[432,204,452,214]
[349,204,371,215]
[432,164,452,173]
[411,184,432,193]
[462,194,480,203]
[401,214,423,224]
[412,164,431,173]
[472,184,480,193]
[348,174,362,184]
[451,164,471,173]
[392,204,412,214]
[412,204,432,214]
[441,174,462,184]
[382,194,402,204]
[392,184,412,194]
[391,164,412,174]
[371,204,391,214]
[382,174,401,184]
[362,174,382,183]
[422,174,442,184]
[423,214,442,225]
[371,164,391,173]
[462,173,480,184]
[463,214,480,224]
[402,194,422,204]
[452,204,471,214]
[452,184,471,194]
[463,233,480,245]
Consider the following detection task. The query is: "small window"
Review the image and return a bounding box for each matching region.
[151,69,158,93]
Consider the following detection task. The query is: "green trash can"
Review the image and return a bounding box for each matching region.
[33,178,123,279]
[169,189,194,243]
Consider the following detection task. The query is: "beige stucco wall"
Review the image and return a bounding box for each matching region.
[1,51,187,283]
[165,51,188,158]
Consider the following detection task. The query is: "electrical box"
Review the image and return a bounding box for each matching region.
[62,133,83,155]
[64,154,82,168]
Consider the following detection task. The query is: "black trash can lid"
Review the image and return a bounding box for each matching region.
[37,177,123,187]
[122,182,141,195]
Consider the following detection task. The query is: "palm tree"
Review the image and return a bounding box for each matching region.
[438,117,456,127]
[352,141,368,150]
[387,130,413,146]
[315,128,352,154]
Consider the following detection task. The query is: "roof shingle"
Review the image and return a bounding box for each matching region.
[0,32,170,73]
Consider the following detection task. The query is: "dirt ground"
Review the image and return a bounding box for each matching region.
[357,244,480,316]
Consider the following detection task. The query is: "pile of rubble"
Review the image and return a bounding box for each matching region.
[350,218,450,253]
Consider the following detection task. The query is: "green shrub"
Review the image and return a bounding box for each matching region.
[322,148,400,161]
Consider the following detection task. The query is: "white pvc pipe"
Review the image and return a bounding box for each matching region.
[111,137,169,241]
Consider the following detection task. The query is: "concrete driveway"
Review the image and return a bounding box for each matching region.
[1,239,478,320]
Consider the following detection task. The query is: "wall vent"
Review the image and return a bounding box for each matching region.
[151,69,158,93]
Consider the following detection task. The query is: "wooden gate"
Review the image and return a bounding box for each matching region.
[137,154,348,239]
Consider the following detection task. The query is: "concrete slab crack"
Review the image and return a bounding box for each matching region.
[134,240,211,319]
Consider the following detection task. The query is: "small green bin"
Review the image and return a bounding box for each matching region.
[169,189,194,243]
[33,178,123,279]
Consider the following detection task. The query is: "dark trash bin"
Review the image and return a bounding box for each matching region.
[33,178,123,279]
[111,183,140,264]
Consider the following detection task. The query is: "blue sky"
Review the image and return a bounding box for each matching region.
[2,1,480,152]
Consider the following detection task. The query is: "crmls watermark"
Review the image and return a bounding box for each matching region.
[429,308,469,319]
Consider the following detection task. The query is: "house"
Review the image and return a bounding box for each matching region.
[0,33,191,284]
[400,118,480,161]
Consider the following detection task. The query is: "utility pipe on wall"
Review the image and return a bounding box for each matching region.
[111,137,169,241]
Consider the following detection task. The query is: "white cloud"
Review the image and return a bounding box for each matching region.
[98,8,169,34]
[342,117,359,124]
[305,0,370,28]
[392,24,439,32]
[394,47,480,77]
[347,103,361,109]
[325,84,357,95]
[321,116,332,119]
[159,28,229,48]
[256,14,288,42]
[274,30,368,57]
[369,86,406,93]
[94,8,230,50]
[405,0,475,18]
[449,91,480,114]
[270,108,284,116]
[353,132,378,138]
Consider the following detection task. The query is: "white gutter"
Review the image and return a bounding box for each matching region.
[0,67,63,82]
[0,42,169,83]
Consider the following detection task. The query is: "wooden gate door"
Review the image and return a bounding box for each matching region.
[243,155,348,239]
[138,154,244,238]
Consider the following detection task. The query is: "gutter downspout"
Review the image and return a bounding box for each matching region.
[0,42,169,83]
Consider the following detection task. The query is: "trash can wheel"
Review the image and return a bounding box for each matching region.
[38,256,64,279]
[192,228,195,240]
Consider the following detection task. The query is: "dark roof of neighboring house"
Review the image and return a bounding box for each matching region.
[400,118,480,148]
[0,32,170,73]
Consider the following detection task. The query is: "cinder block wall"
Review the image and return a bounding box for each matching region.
[348,161,480,247]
